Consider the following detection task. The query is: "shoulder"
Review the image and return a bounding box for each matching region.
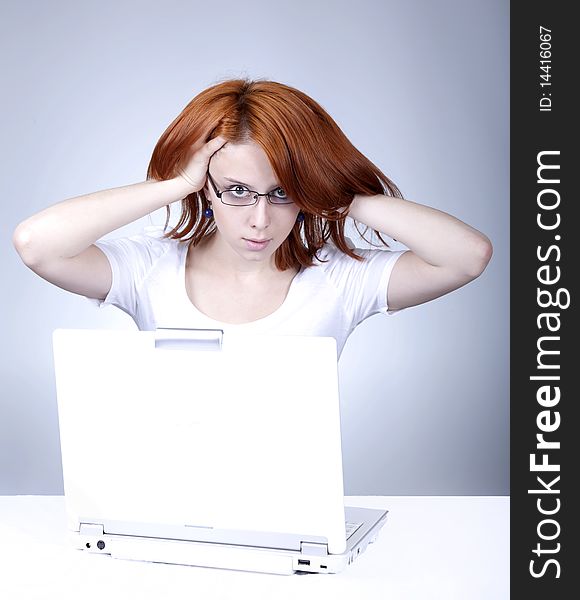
[95,225,180,270]
[139,225,180,251]
[308,238,408,325]
[314,237,356,263]
[315,237,397,268]
[105,225,177,248]
[313,238,407,286]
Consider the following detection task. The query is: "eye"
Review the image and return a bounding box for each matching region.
[273,188,287,198]
[229,185,251,197]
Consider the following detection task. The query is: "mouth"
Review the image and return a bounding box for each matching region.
[243,238,272,251]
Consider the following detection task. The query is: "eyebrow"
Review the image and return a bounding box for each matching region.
[223,176,281,190]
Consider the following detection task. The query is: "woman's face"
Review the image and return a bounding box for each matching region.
[203,140,301,267]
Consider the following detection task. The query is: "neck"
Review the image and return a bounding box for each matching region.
[190,234,282,281]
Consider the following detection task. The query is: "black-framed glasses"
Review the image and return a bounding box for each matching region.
[207,171,294,206]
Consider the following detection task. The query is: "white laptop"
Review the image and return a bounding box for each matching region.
[52,328,388,575]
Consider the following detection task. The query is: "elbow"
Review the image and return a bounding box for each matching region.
[13,222,39,266]
[463,235,493,280]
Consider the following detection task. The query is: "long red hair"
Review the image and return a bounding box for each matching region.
[146,78,403,270]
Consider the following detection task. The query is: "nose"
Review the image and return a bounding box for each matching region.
[248,194,272,229]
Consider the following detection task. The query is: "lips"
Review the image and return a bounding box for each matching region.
[244,238,272,251]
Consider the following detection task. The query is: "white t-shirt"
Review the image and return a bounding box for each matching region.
[89,226,407,360]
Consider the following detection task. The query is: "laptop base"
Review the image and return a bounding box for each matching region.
[72,507,388,575]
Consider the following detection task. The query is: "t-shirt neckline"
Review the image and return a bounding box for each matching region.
[178,241,304,326]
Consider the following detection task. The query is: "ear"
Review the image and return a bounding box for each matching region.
[200,186,212,205]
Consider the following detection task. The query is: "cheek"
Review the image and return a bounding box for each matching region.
[223,218,240,234]
[277,215,296,234]
[212,207,235,227]
[288,210,302,228]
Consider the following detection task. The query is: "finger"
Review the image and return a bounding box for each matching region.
[206,135,227,149]
[200,136,227,160]
[189,128,221,151]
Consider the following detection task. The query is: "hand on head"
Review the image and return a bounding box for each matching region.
[178,134,228,193]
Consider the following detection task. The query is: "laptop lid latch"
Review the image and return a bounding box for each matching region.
[300,541,328,556]
[154,328,224,351]
[79,523,108,552]
[80,523,104,536]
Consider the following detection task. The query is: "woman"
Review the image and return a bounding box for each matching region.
[12,78,492,360]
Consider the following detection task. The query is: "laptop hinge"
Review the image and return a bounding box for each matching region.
[300,541,328,556]
[80,523,105,536]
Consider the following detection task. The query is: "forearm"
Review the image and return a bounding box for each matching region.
[347,193,492,276]
[13,177,193,263]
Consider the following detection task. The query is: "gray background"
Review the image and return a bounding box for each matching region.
[1,0,509,495]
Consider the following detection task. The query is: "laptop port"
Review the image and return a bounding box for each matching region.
[297,559,310,566]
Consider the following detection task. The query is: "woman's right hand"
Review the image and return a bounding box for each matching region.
[177,134,227,193]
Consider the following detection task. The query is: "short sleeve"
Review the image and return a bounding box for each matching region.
[87,226,169,319]
[320,244,408,327]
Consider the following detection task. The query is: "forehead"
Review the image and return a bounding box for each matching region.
[210,141,277,186]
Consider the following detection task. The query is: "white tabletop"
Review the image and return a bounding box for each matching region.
[0,495,508,599]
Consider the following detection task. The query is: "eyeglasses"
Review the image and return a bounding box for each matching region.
[207,171,294,206]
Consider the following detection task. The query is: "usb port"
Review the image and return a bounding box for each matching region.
[297,559,310,566]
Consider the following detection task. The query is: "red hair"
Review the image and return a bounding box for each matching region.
[146,78,403,270]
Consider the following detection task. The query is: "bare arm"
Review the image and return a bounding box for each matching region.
[12,135,227,300]
[13,178,194,264]
[347,193,493,310]
[13,133,227,263]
